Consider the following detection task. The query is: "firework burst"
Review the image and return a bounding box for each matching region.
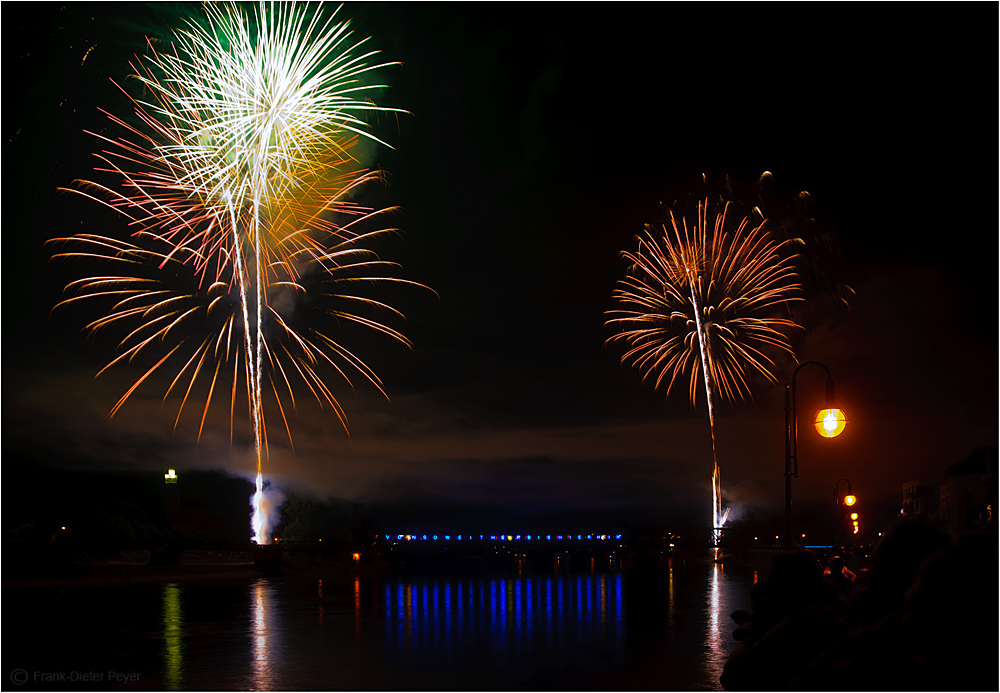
[51,2,424,544]
[606,198,803,535]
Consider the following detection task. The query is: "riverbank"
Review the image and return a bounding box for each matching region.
[3,550,257,588]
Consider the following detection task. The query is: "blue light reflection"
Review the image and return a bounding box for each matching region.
[382,573,626,672]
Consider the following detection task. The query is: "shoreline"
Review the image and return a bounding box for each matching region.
[3,562,261,589]
[3,549,261,588]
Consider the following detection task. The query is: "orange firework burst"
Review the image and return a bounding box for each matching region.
[607,199,802,403]
[606,198,803,533]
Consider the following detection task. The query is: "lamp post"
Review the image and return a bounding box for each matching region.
[835,477,858,540]
[835,478,855,508]
[784,361,847,549]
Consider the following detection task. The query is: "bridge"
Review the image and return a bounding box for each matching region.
[376,532,624,546]
[372,527,735,551]
[256,527,743,575]
[369,528,737,571]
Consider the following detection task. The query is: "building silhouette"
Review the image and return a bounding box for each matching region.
[900,447,997,537]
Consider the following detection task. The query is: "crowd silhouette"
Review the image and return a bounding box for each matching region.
[721,520,997,691]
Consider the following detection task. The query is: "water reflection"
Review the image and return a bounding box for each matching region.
[317,578,324,625]
[707,563,721,654]
[383,573,626,671]
[141,564,752,690]
[161,583,183,691]
[250,579,279,689]
[667,558,676,630]
[353,576,362,637]
[701,562,748,689]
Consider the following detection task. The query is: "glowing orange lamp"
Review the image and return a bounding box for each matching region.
[814,408,848,438]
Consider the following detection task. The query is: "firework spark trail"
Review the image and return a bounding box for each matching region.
[52,2,424,545]
[686,271,722,535]
[607,198,802,536]
[684,209,724,536]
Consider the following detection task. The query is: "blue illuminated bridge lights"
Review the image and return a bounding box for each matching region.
[383,533,624,542]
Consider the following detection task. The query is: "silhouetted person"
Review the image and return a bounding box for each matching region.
[790,532,998,691]
[721,521,1000,691]
[823,555,854,600]
[898,534,998,690]
[721,550,844,690]
[848,520,952,629]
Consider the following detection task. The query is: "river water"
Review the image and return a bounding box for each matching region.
[8,560,757,691]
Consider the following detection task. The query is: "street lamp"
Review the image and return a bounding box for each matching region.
[785,361,848,548]
[835,478,855,507]
[835,477,859,538]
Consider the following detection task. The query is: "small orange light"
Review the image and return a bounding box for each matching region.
[814,408,847,438]
[850,513,859,520]
[844,494,856,506]
[352,552,361,562]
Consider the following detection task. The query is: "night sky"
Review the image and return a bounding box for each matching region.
[3,3,997,535]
